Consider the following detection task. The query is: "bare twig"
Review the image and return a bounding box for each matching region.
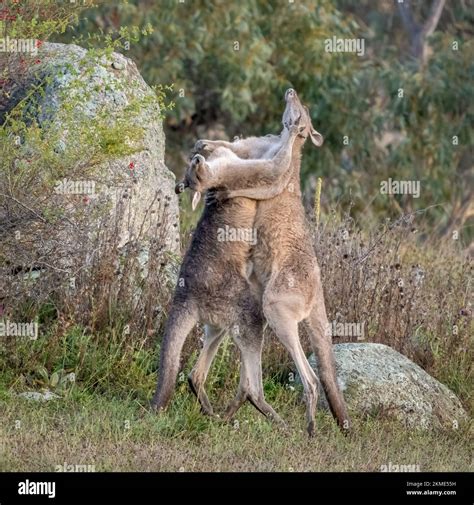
[422,0,446,37]
[0,192,47,223]
[353,204,442,266]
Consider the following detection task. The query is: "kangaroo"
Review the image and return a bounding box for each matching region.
[151,112,303,423]
[187,89,351,436]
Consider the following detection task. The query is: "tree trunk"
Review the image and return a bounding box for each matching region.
[397,0,446,66]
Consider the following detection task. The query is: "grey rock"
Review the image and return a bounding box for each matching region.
[18,390,61,401]
[112,60,125,70]
[35,42,179,254]
[64,372,76,383]
[1,43,179,312]
[303,343,468,429]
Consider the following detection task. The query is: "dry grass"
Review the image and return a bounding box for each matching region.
[0,388,471,472]
[0,200,472,472]
[258,211,473,412]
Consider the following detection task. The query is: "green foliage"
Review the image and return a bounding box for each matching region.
[1,32,170,204]
[0,1,91,41]
[66,0,473,240]
[0,2,176,351]
[0,2,472,473]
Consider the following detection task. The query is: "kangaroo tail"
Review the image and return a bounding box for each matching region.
[151,301,198,411]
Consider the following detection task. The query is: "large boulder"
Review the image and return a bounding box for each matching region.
[7,41,179,252]
[0,43,179,328]
[306,343,468,429]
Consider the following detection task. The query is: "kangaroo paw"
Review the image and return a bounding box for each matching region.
[194,139,215,155]
[205,189,229,206]
[193,139,207,153]
[288,123,305,137]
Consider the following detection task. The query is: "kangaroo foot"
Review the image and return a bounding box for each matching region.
[247,396,287,428]
[187,374,214,417]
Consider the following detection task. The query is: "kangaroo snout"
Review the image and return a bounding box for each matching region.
[285,88,297,101]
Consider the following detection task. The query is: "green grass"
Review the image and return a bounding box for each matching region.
[0,379,472,472]
[1,320,472,472]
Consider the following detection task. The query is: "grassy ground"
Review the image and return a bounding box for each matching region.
[1,376,472,472]
[0,215,471,473]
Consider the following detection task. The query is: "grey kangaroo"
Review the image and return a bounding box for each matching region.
[151,106,303,423]
[185,89,351,435]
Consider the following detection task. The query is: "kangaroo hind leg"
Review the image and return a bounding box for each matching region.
[188,325,226,416]
[306,302,351,433]
[223,322,284,426]
[263,295,319,436]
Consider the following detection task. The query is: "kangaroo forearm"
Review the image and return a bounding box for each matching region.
[225,165,293,200]
[209,159,274,188]
[203,140,235,150]
[203,139,257,158]
[271,127,295,173]
[195,126,297,198]
[226,181,286,200]
[209,133,295,189]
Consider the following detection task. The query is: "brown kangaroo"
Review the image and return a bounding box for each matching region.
[187,89,351,435]
[151,111,303,424]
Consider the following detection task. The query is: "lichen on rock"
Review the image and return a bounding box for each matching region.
[305,343,468,429]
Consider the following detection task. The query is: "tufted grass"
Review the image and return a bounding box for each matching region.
[0,328,472,473]
[0,379,472,473]
[0,214,472,473]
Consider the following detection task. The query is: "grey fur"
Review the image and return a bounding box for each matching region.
[151,117,301,426]
[184,89,351,435]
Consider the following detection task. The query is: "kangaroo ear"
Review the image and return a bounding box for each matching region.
[303,105,324,147]
[310,128,324,147]
[191,191,201,211]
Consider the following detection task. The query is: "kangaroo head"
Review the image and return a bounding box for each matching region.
[282,88,323,147]
[175,154,209,209]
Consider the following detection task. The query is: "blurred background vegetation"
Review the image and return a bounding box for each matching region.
[0,0,472,433]
[54,0,474,244]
